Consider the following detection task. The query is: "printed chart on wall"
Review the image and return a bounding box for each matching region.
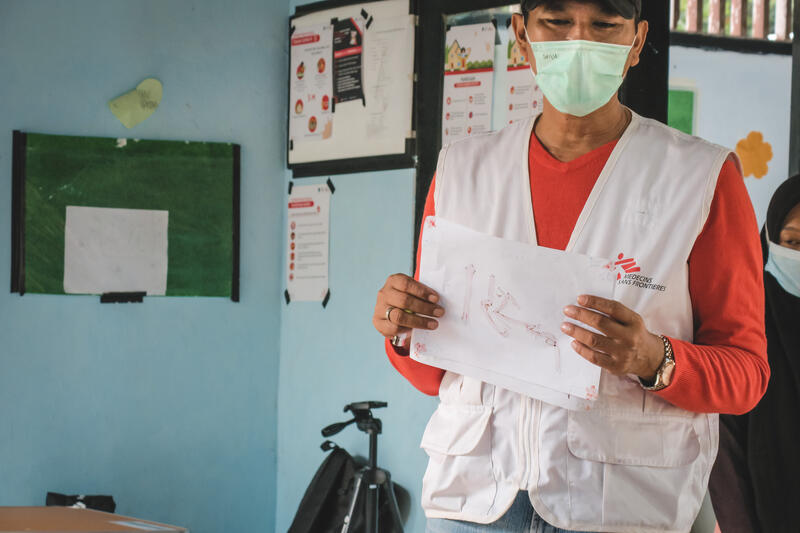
[506,31,543,125]
[442,22,496,145]
[288,0,415,169]
[286,183,331,303]
[290,24,334,144]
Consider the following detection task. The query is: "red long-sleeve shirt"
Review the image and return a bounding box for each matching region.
[386,132,769,415]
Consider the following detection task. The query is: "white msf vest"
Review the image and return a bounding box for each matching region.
[419,111,736,533]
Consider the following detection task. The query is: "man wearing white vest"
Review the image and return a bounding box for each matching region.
[372,1,769,532]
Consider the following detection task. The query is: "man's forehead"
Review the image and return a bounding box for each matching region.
[526,0,638,19]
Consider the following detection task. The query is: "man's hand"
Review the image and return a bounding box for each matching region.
[560,295,664,380]
[373,274,445,340]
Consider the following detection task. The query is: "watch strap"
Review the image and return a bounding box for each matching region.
[639,335,675,391]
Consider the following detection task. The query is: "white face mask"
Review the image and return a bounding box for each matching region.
[524,27,636,117]
[765,227,800,297]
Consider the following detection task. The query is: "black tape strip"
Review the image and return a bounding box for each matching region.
[366,16,373,29]
[101,292,145,303]
[322,289,331,308]
[331,99,336,113]
[331,17,338,25]
[491,18,497,30]
[285,289,291,304]
[288,181,294,195]
[232,144,241,302]
[289,139,293,151]
[360,9,369,19]
[11,130,26,295]
[445,24,451,32]
[290,25,296,36]
[326,178,335,194]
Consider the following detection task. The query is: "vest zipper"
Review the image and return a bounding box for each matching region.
[520,395,533,489]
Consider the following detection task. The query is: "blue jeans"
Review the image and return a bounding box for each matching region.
[425,491,591,533]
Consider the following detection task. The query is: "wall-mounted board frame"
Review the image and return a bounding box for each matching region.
[287,0,417,177]
[11,131,240,301]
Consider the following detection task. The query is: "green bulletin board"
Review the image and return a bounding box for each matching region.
[11,131,240,300]
[668,88,695,135]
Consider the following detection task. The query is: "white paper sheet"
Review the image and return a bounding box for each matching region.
[363,15,415,140]
[411,217,617,409]
[63,206,168,295]
[286,183,331,302]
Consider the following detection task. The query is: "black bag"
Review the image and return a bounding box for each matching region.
[46,492,116,513]
[288,443,359,533]
[288,442,405,533]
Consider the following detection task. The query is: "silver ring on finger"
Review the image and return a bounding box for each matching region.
[385,305,397,323]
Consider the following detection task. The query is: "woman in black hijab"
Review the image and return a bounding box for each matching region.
[709,174,800,533]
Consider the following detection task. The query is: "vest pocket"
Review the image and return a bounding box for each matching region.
[419,403,498,516]
[421,403,492,455]
[566,409,700,467]
[566,410,706,529]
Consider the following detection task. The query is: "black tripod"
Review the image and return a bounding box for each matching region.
[322,401,405,533]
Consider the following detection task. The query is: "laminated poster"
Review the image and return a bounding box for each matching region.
[290,24,334,147]
[441,22,496,145]
[286,183,332,302]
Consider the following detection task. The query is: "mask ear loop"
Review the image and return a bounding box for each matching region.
[523,25,534,47]
[522,26,538,76]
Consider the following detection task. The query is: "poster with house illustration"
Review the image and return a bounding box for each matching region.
[506,35,544,125]
[441,22,496,146]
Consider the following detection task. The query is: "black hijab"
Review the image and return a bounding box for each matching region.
[745,174,800,532]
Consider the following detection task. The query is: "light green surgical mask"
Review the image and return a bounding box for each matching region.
[525,29,635,117]
[765,227,800,298]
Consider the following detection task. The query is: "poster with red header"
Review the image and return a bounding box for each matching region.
[286,183,331,302]
[290,24,334,147]
[441,22,496,146]
[506,32,544,125]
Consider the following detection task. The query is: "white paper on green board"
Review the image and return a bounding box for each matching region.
[63,206,169,295]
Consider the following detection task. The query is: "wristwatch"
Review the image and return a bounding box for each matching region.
[639,335,675,391]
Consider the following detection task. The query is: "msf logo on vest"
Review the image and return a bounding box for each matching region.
[613,253,667,292]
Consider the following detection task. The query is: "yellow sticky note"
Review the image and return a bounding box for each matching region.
[108,78,163,129]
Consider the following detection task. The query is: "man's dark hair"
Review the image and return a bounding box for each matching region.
[520,0,642,24]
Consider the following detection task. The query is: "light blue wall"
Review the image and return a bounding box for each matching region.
[0,1,286,532]
[275,2,438,532]
[275,171,438,533]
